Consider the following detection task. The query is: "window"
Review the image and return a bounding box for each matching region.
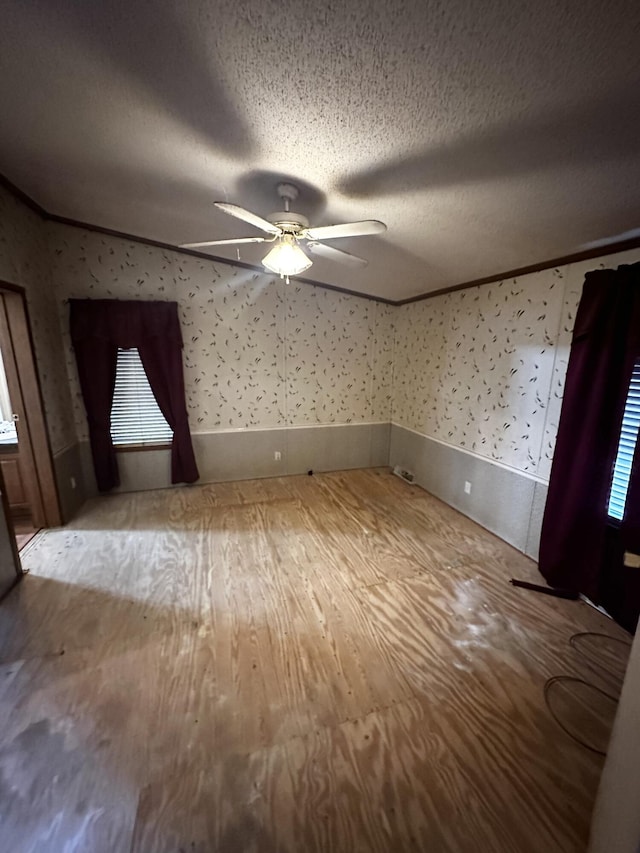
[608,362,640,521]
[110,348,172,447]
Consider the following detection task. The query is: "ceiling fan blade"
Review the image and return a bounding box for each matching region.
[180,236,269,249]
[214,202,282,235]
[307,241,367,267]
[303,219,386,240]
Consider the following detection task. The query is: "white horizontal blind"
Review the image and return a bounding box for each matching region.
[608,362,640,521]
[110,348,172,446]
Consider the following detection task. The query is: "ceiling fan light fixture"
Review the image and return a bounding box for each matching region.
[262,235,312,277]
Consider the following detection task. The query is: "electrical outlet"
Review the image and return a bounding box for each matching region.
[274,451,281,461]
[464,481,472,495]
[70,476,76,490]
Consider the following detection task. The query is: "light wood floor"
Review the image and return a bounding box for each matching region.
[0,468,631,852]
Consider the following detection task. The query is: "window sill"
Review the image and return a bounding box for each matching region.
[114,443,172,453]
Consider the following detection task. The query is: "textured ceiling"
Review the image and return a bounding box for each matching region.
[1,0,640,300]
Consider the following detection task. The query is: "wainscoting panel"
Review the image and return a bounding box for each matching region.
[52,443,87,523]
[390,424,542,556]
[525,481,549,562]
[79,423,391,497]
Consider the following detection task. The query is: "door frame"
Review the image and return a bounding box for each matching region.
[0,461,23,600]
[0,297,46,525]
[0,280,62,528]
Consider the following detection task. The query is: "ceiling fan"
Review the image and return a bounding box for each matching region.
[180,182,386,282]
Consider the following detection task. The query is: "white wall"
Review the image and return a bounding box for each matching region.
[589,629,640,853]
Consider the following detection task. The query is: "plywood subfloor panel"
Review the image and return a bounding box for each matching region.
[0,469,631,852]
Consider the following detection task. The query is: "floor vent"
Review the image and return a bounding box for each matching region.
[393,465,415,484]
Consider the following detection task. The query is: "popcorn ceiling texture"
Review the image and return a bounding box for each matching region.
[2,1,640,300]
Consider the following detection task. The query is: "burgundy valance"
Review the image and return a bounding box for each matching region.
[69,298,183,347]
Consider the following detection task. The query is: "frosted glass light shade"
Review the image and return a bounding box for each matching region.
[262,237,312,276]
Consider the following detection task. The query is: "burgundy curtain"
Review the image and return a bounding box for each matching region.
[539,262,640,600]
[70,299,199,491]
[72,336,120,492]
[138,340,198,485]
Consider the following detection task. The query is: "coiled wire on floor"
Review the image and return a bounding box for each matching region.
[544,632,632,756]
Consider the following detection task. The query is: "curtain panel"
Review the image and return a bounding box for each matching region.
[539,262,640,603]
[70,299,199,491]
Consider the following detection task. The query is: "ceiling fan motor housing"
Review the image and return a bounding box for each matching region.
[266,210,309,233]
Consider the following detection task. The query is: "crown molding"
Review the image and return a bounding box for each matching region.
[396,237,640,304]
[3,171,640,307]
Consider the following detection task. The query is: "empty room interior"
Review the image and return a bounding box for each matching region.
[1,1,640,851]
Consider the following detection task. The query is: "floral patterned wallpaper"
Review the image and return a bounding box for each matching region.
[393,247,640,481]
[47,223,395,442]
[4,179,640,485]
[0,186,76,456]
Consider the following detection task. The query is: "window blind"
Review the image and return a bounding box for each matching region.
[608,362,640,521]
[110,348,172,446]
